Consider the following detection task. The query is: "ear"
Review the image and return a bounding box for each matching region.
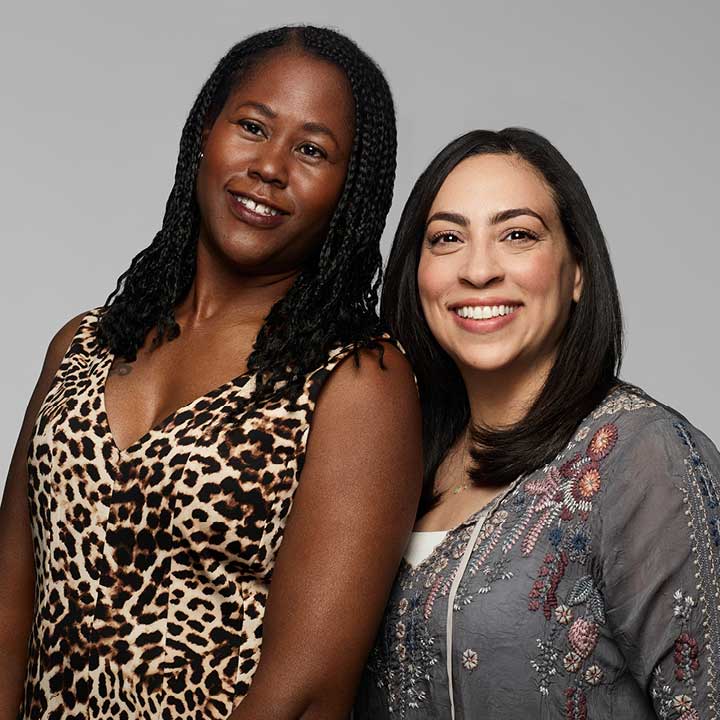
[200,126,210,154]
[572,261,584,303]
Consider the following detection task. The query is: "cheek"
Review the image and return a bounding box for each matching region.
[512,250,570,303]
[417,253,452,320]
[299,166,348,220]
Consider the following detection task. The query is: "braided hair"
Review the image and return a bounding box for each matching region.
[98,25,397,394]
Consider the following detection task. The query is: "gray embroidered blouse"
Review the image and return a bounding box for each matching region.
[354,387,720,720]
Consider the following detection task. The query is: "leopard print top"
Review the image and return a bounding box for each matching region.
[21,309,380,719]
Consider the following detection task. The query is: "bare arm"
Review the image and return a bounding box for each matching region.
[0,313,85,719]
[231,344,423,720]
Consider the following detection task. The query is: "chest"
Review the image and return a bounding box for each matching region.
[103,322,257,453]
[365,423,626,716]
[27,338,313,581]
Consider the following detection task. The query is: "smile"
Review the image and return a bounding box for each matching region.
[230,192,285,217]
[453,304,520,320]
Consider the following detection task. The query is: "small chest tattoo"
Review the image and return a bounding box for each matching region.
[109,360,133,377]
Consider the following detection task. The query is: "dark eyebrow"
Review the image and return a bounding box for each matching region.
[489,207,549,231]
[234,101,277,119]
[302,121,339,147]
[230,104,339,148]
[425,211,470,229]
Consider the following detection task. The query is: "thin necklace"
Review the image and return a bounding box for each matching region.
[447,427,473,495]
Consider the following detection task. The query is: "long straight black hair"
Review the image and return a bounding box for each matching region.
[98,26,397,396]
[382,128,623,511]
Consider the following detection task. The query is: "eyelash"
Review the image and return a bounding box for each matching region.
[237,120,327,160]
[428,231,462,246]
[298,143,327,160]
[502,228,539,244]
[428,228,540,245]
[238,119,265,136]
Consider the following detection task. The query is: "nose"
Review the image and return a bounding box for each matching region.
[247,140,288,189]
[458,239,504,288]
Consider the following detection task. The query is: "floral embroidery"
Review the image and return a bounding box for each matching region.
[652,669,704,720]
[527,423,615,628]
[674,634,699,682]
[532,575,607,707]
[563,651,583,673]
[568,618,599,658]
[564,686,588,720]
[528,551,568,618]
[651,589,703,719]
[575,465,601,499]
[678,711,700,720]
[673,695,694,713]
[365,391,650,717]
[524,425,614,704]
[670,591,700,689]
[530,637,560,696]
[587,423,618,460]
[674,423,720,715]
[590,386,655,419]
[367,588,438,718]
[462,649,478,671]
[584,665,603,685]
[554,605,573,625]
[574,426,590,442]
[567,575,606,625]
[453,511,511,607]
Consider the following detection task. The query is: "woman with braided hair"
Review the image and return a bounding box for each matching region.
[0,25,422,719]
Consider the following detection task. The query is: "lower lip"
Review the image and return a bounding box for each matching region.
[227,192,288,229]
[450,308,521,334]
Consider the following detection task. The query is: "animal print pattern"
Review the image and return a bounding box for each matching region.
[20,310,378,719]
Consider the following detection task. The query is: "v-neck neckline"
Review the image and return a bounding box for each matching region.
[98,349,255,456]
[402,480,520,574]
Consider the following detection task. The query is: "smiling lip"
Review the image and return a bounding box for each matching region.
[449,298,522,334]
[226,190,290,229]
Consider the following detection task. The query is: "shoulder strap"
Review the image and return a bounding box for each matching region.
[304,334,403,410]
[65,308,103,358]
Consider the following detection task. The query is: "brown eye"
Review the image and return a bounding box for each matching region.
[503,229,539,245]
[429,232,462,246]
[238,119,265,137]
[298,143,327,160]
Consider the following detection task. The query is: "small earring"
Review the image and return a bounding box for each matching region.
[199,151,204,160]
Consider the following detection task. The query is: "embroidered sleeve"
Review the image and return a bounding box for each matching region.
[599,416,720,719]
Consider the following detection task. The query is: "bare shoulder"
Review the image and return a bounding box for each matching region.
[22,311,93,409]
[43,310,91,373]
[318,340,419,415]
[308,339,422,498]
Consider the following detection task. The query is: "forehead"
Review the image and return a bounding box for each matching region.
[430,154,556,218]
[224,49,355,128]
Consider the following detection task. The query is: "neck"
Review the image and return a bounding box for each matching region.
[462,354,555,430]
[176,237,300,327]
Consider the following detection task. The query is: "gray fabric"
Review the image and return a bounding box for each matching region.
[355,386,720,719]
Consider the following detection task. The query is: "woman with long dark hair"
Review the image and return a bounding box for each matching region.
[0,26,422,719]
[355,128,720,718]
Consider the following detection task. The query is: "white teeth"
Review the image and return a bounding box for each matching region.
[235,194,280,216]
[454,304,519,320]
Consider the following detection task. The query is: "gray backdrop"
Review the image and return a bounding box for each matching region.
[2,0,718,492]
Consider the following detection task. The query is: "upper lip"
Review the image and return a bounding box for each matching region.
[448,298,522,309]
[226,188,291,215]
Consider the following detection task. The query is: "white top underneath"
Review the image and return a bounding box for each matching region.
[404,530,449,567]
